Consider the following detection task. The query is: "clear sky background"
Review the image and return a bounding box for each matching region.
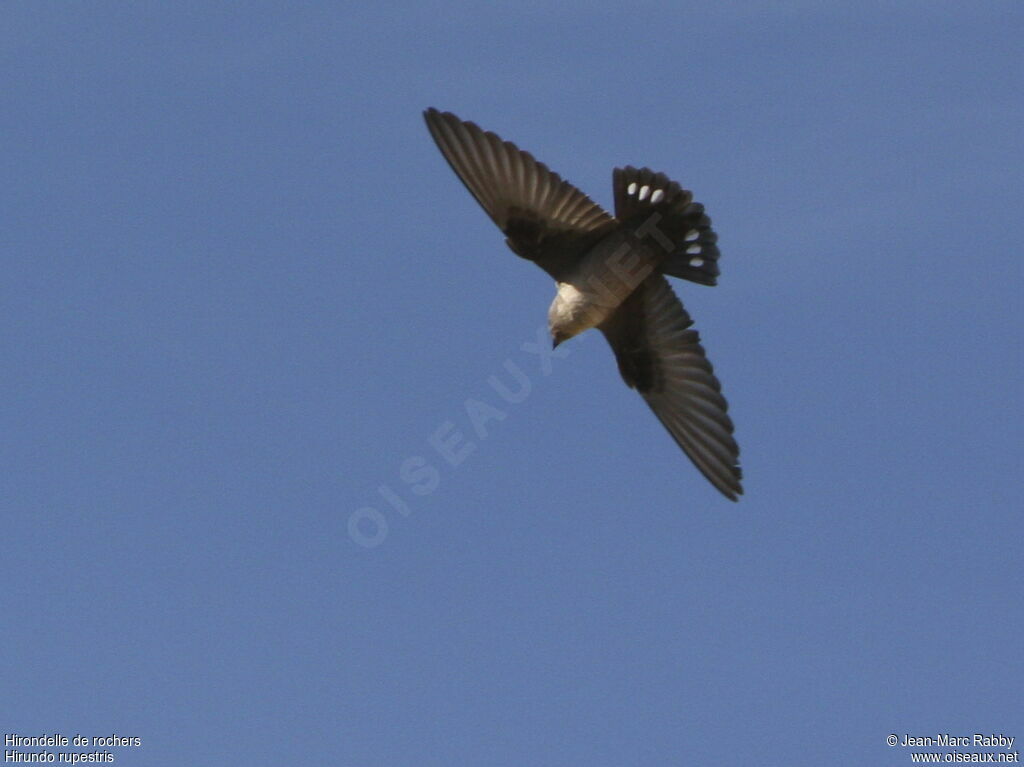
[3,2,1021,765]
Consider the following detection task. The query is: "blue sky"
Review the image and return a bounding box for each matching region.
[3,2,1021,765]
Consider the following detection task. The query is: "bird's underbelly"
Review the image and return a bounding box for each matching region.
[549,233,661,336]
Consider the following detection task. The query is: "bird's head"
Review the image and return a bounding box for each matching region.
[547,282,596,349]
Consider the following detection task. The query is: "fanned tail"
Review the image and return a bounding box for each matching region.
[612,166,722,286]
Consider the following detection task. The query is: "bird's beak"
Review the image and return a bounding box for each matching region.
[551,337,561,350]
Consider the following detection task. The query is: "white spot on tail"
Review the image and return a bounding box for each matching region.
[650,189,664,204]
[638,185,650,201]
[627,182,637,195]
[689,257,704,268]
[686,244,701,255]
[685,229,699,242]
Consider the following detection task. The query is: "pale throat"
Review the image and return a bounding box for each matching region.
[548,280,619,341]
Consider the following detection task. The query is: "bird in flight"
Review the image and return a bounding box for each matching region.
[423,108,742,500]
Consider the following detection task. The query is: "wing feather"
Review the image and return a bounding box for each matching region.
[600,274,742,500]
[424,109,616,274]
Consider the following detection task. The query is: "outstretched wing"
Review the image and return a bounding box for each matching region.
[600,273,742,500]
[424,108,616,277]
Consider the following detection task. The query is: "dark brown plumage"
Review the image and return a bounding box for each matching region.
[424,108,742,500]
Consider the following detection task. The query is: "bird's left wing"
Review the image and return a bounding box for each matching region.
[423,108,617,275]
[600,274,742,500]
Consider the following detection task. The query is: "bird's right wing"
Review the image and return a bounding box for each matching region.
[424,109,617,275]
[600,274,742,500]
